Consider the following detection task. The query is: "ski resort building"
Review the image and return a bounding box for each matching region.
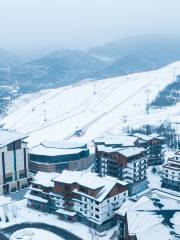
[162,151,180,192]
[132,133,165,166]
[95,145,148,196]
[94,133,165,167]
[25,171,59,211]
[0,129,29,195]
[29,141,93,173]
[26,170,128,232]
[116,193,179,240]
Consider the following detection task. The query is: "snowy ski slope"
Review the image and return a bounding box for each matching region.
[1,61,180,147]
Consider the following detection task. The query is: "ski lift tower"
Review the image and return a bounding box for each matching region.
[145,89,151,115]
[43,110,47,121]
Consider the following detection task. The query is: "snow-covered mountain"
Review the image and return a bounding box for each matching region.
[1,61,180,148]
[0,49,107,114]
[89,35,180,78]
[5,49,107,93]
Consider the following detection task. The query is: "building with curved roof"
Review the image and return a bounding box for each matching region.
[29,140,93,173]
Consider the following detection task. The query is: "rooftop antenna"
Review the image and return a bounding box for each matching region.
[145,89,151,115]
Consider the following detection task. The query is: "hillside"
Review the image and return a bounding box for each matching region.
[151,75,180,108]
[4,49,107,93]
[2,61,180,148]
[1,35,180,116]
[0,49,107,114]
[89,35,180,78]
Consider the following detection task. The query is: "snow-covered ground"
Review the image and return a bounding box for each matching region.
[1,61,180,148]
[0,199,116,240]
[10,228,63,240]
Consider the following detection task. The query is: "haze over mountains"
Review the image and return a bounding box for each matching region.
[1,35,180,114]
[89,35,180,77]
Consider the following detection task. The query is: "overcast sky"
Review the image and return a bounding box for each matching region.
[0,0,180,56]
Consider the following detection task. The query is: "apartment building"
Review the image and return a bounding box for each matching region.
[95,145,148,195]
[0,129,29,195]
[116,194,178,240]
[26,170,128,232]
[162,151,180,192]
[133,133,165,165]
[26,171,59,211]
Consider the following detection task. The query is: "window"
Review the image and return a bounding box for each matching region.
[95,215,99,219]
[114,196,116,201]
[91,206,93,210]
[95,208,99,212]
[5,176,13,183]
[107,199,109,203]
[55,201,61,207]
[123,192,126,196]
[95,201,99,205]
[19,172,26,179]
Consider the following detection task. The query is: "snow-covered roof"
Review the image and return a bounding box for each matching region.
[133,133,163,141]
[118,147,145,158]
[94,135,137,147]
[53,170,82,184]
[41,140,87,149]
[32,171,59,188]
[30,144,88,156]
[0,129,28,148]
[96,145,122,153]
[116,194,179,239]
[149,133,165,140]
[136,223,173,240]
[53,170,128,202]
[97,145,145,157]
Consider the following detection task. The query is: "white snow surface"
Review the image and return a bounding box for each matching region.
[10,228,63,240]
[1,62,180,148]
[0,199,117,240]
